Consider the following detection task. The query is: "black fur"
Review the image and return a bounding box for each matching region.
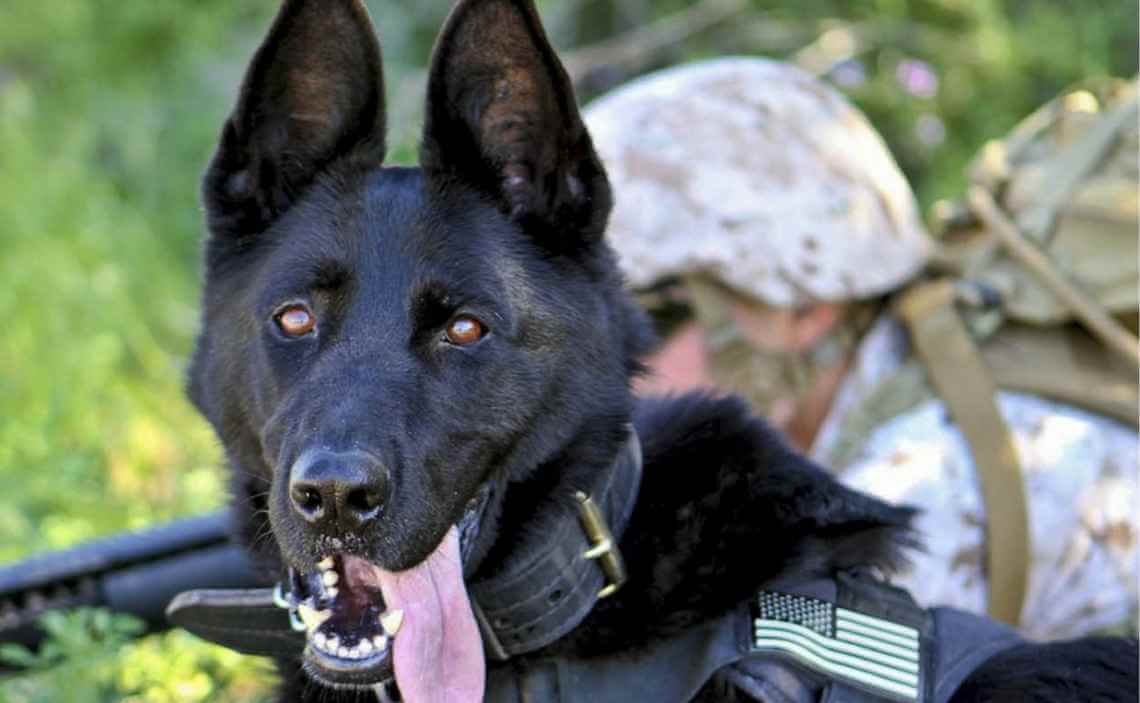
[948,638,1138,703]
[188,1,1137,701]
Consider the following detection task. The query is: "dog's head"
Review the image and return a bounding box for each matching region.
[188,0,652,694]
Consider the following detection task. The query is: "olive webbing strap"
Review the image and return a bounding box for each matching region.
[895,280,1029,626]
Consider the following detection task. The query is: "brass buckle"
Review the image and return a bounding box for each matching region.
[574,491,627,599]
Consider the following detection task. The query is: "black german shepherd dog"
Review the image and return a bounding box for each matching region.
[187,0,1136,700]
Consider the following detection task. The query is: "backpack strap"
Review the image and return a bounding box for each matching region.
[894,280,1029,626]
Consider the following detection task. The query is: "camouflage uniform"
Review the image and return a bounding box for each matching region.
[585,59,1139,639]
[813,315,1137,640]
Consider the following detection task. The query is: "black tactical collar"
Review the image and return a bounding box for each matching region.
[470,427,642,659]
[166,427,643,664]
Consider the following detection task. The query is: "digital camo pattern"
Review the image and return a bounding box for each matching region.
[814,317,1139,641]
[584,57,932,307]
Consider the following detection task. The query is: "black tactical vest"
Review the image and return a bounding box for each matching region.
[486,572,1023,703]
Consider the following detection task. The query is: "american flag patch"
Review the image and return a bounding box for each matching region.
[751,591,921,701]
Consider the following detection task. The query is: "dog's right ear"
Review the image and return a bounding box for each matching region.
[202,0,386,237]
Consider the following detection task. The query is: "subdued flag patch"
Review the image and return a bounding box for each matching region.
[751,590,921,701]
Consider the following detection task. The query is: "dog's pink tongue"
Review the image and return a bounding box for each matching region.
[375,527,484,703]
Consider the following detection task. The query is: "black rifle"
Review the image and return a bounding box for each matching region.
[0,511,267,674]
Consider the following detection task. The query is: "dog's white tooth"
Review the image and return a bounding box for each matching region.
[373,634,388,651]
[326,586,339,599]
[297,604,332,631]
[326,635,339,652]
[358,638,373,655]
[322,570,339,587]
[379,609,404,637]
[337,646,350,658]
[313,632,327,649]
[317,557,334,571]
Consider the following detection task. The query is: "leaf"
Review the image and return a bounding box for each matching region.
[0,643,42,669]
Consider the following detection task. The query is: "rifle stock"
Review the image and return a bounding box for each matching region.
[0,511,268,673]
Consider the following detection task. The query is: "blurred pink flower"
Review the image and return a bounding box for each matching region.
[896,59,938,98]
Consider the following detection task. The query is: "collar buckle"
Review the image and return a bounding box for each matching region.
[574,491,627,599]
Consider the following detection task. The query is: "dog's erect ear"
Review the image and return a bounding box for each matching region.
[422,0,611,249]
[202,0,386,237]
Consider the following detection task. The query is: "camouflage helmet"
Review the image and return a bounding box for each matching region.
[585,57,933,307]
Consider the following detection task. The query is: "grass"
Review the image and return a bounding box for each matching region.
[0,0,1134,700]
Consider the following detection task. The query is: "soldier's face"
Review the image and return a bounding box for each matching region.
[636,294,851,449]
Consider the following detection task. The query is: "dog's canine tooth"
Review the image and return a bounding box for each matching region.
[373,634,388,651]
[313,631,327,649]
[379,609,404,636]
[321,570,339,587]
[297,604,332,631]
[317,556,334,571]
[358,638,373,655]
[326,635,339,651]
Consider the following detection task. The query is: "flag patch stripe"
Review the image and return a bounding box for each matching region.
[836,618,920,648]
[838,607,920,639]
[834,627,920,661]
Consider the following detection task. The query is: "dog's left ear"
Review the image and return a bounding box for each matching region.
[422,0,611,250]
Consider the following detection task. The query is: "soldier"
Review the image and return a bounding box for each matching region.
[584,58,1138,640]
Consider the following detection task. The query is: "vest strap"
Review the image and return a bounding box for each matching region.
[894,280,1029,626]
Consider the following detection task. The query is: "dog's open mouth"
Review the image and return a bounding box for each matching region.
[284,555,400,685]
[279,488,493,697]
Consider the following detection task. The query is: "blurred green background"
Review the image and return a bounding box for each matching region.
[0,0,1135,700]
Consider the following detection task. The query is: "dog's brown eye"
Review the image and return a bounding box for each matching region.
[276,304,316,337]
[445,315,485,346]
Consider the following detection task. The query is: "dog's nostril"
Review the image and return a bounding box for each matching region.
[290,484,325,519]
[299,487,322,511]
[346,486,382,514]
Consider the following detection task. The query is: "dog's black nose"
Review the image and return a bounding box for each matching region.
[288,450,389,532]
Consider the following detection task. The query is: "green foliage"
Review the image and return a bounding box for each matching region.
[0,610,273,703]
[1,609,144,672]
[1,0,1134,699]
